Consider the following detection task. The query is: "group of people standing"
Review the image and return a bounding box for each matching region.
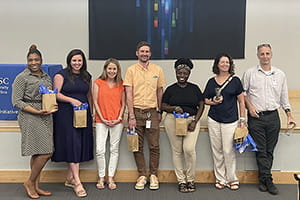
[12,42,295,198]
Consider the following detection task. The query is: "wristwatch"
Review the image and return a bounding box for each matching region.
[239,117,246,123]
[285,108,291,113]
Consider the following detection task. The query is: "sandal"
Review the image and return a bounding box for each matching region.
[74,183,87,198]
[65,178,75,188]
[178,182,188,193]
[215,182,225,189]
[108,181,117,190]
[96,178,105,189]
[149,175,159,190]
[187,181,196,192]
[228,183,239,190]
[135,176,147,190]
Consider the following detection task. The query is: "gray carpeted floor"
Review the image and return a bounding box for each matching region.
[0,182,297,200]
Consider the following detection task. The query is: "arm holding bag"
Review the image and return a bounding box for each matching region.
[173,111,189,136]
[73,103,88,128]
[39,83,58,112]
[126,128,139,152]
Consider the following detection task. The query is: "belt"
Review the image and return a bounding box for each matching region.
[23,99,42,103]
[134,107,156,113]
[257,110,277,116]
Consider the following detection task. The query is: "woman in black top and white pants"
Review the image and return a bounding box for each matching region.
[203,53,245,190]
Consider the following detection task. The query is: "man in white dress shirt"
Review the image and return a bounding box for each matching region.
[242,44,296,195]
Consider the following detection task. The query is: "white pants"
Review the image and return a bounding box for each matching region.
[95,123,123,177]
[207,117,239,184]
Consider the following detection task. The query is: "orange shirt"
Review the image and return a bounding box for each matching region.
[123,62,166,109]
[94,79,124,123]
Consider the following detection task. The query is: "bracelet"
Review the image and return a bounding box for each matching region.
[129,117,136,120]
[239,117,246,123]
[174,106,180,111]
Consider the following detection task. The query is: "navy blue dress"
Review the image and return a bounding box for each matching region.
[52,69,93,163]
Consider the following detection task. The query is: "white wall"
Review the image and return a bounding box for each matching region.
[0,0,299,171]
[0,0,299,89]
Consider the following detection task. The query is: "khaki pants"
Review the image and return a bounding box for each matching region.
[164,113,200,183]
[208,117,239,184]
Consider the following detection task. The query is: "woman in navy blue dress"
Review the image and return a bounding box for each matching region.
[52,49,93,198]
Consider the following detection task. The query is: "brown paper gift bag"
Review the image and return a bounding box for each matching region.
[233,127,248,145]
[175,117,188,136]
[126,129,139,152]
[42,93,57,112]
[73,109,87,128]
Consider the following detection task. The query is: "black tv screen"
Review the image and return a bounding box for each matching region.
[89,0,246,60]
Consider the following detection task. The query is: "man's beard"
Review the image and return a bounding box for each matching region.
[140,56,149,63]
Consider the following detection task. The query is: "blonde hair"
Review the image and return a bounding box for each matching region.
[99,58,122,85]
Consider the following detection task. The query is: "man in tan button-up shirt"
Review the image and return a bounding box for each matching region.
[124,41,166,190]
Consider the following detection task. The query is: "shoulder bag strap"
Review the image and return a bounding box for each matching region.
[218,75,234,93]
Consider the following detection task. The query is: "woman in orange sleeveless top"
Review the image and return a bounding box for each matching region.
[93,58,125,190]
